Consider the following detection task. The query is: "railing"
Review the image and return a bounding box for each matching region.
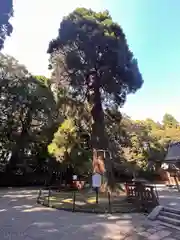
[37,186,113,213]
[126,183,159,212]
[37,183,159,214]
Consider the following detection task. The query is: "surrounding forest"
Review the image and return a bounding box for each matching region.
[0,5,178,187]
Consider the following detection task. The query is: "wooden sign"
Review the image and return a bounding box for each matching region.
[92,173,101,188]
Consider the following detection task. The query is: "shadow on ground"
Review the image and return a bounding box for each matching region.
[157,187,180,209]
[0,188,146,239]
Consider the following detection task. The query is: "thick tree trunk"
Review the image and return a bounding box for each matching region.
[8,109,31,170]
[88,73,115,190]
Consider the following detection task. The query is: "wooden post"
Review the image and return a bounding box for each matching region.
[48,187,51,206]
[108,191,111,213]
[72,191,76,212]
[37,189,42,204]
[174,175,180,192]
[95,187,99,204]
[125,182,129,195]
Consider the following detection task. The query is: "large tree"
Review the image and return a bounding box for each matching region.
[0,0,13,50]
[0,54,58,170]
[47,8,143,188]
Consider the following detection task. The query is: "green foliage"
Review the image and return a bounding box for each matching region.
[119,115,180,173]
[0,53,29,78]
[0,53,58,170]
[0,0,13,50]
[162,113,178,128]
[48,118,77,158]
[33,75,50,87]
[48,117,92,175]
[48,8,143,105]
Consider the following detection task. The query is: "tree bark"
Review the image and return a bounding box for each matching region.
[88,73,115,190]
[8,108,31,170]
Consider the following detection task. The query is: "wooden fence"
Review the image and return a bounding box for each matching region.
[126,183,159,212]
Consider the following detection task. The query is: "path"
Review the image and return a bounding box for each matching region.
[157,184,180,209]
[0,187,179,239]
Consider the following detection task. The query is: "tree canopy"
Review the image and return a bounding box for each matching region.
[0,0,13,50]
[0,53,58,172]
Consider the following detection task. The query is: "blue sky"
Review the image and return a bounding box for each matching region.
[3,0,180,121]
